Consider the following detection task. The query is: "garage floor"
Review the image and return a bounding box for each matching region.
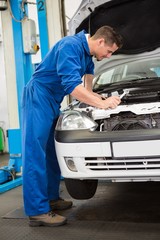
[1,154,160,240]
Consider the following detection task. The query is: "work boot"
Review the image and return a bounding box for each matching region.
[50,197,73,211]
[29,211,67,227]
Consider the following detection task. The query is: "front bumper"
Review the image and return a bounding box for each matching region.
[55,129,160,181]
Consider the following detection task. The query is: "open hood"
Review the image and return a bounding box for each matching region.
[68,0,160,55]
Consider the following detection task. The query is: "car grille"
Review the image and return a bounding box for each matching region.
[85,157,160,171]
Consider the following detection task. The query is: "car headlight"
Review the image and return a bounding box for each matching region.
[56,110,98,131]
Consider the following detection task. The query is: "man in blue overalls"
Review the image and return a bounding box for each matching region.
[22,26,122,227]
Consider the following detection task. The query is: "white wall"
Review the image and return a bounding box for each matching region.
[0,10,19,152]
[0,13,8,150]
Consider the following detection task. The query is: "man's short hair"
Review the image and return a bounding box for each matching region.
[92,26,123,48]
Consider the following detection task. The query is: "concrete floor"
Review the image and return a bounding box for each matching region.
[1,154,160,239]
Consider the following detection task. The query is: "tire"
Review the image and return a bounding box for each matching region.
[64,178,98,199]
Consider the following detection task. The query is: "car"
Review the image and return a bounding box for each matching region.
[55,0,160,199]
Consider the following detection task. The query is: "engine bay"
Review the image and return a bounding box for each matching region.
[96,111,160,131]
[76,86,160,132]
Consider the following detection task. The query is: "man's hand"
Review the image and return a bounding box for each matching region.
[71,85,121,110]
[91,93,121,109]
[102,96,121,109]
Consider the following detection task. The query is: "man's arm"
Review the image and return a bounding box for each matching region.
[84,74,94,91]
[71,84,121,109]
[84,74,103,99]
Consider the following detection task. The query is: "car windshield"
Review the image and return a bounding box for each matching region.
[93,58,160,90]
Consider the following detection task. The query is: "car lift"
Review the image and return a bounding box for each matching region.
[0,0,49,193]
[0,129,22,193]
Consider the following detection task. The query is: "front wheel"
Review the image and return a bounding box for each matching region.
[64,178,98,199]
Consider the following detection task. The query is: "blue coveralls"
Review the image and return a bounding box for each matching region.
[22,30,94,216]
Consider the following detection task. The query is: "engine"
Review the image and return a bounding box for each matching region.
[78,102,160,132]
[96,112,160,131]
[76,86,160,132]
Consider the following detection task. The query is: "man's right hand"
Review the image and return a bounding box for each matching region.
[102,96,121,109]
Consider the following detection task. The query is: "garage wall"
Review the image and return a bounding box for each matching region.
[0,13,8,152]
[0,10,19,152]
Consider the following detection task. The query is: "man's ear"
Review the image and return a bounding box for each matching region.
[97,38,105,46]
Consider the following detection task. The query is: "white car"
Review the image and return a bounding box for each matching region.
[55,0,160,199]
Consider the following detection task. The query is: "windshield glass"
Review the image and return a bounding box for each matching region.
[93,58,160,90]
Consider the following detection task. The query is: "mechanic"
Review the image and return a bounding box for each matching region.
[22,25,123,227]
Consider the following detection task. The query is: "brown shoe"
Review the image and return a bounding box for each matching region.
[29,211,67,227]
[50,198,73,211]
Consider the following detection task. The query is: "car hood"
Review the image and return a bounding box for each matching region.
[68,0,160,55]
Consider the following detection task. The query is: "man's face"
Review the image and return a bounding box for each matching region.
[93,39,118,61]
